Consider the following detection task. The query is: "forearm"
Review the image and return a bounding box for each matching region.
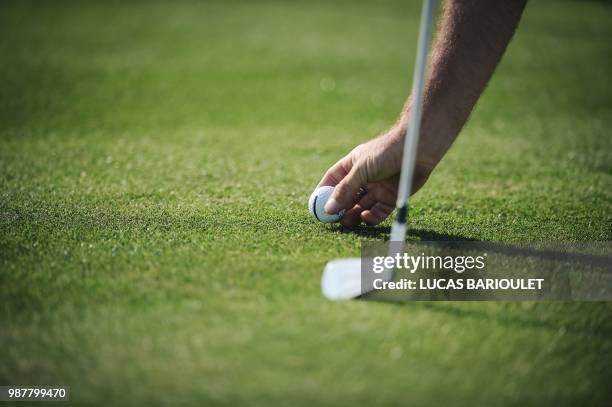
[397,0,527,169]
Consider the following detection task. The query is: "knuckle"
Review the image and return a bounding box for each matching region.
[351,143,365,155]
[356,157,374,182]
[335,182,351,197]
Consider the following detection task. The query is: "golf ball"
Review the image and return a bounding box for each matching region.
[309,186,345,223]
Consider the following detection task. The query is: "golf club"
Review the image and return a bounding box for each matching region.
[321,0,437,300]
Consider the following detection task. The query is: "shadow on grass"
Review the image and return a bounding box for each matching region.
[356,243,611,337]
[331,225,478,242]
[329,224,612,335]
[333,225,611,269]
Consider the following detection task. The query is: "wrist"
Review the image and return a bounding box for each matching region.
[388,121,440,173]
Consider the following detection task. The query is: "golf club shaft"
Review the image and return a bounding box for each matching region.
[390,0,436,243]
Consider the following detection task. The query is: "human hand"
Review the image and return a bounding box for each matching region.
[317,127,434,226]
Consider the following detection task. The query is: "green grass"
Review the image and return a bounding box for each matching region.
[1,0,611,405]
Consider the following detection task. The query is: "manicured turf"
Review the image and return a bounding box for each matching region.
[1,0,611,405]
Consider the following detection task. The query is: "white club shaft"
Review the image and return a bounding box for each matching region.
[396,0,436,208]
[390,0,436,244]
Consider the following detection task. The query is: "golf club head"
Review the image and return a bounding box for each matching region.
[321,258,362,300]
[321,257,394,300]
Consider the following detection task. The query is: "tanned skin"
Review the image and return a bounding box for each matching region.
[318,0,528,226]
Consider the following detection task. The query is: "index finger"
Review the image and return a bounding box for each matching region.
[317,156,353,187]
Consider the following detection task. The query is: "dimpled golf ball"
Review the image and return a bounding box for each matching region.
[309,186,345,223]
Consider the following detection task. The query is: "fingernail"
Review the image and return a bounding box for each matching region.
[325,198,340,214]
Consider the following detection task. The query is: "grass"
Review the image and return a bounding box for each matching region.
[1,0,611,405]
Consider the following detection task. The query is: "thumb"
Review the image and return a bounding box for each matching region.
[324,164,365,214]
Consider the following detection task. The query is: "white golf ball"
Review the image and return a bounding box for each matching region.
[308,186,345,223]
